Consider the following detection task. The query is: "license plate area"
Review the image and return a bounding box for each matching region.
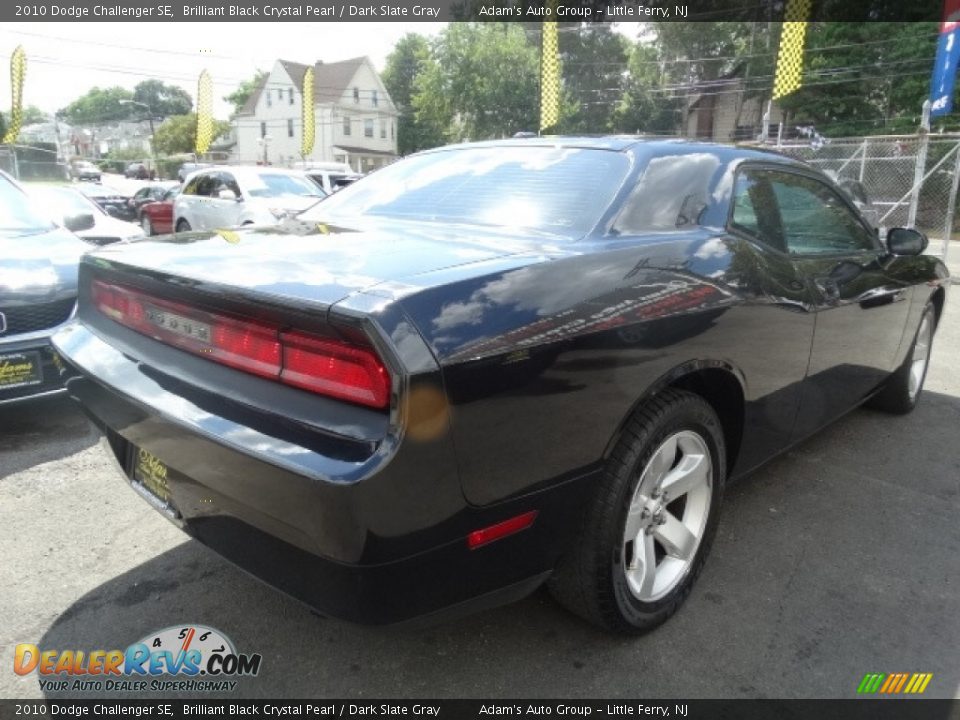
[126,445,182,521]
[0,350,43,389]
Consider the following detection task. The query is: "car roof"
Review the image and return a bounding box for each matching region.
[422,135,807,169]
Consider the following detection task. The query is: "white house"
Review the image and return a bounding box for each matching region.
[233,56,398,172]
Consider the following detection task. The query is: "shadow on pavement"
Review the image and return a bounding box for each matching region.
[0,395,100,479]
[32,392,960,699]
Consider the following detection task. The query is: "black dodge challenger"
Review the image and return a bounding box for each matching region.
[53,138,949,633]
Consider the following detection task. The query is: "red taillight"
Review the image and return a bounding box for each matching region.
[90,280,390,408]
[281,331,390,409]
[467,511,539,550]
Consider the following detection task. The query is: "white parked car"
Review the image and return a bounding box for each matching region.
[28,184,145,246]
[173,166,325,232]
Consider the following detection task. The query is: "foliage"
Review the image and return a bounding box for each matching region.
[555,24,629,134]
[59,86,134,125]
[777,22,938,136]
[152,114,230,155]
[413,23,539,142]
[382,34,446,154]
[132,80,192,118]
[224,70,267,116]
[23,105,49,125]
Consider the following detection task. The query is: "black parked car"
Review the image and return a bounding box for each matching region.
[77,183,136,222]
[53,139,949,632]
[0,170,86,405]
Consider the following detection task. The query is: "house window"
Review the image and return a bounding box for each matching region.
[287,118,294,138]
[372,89,378,107]
[364,119,374,138]
[266,90,271,108]
[343,116,351,135]
[380,120,386,139]
[260,121,267,138]
[289,88,294,105]
[353,87,360,104]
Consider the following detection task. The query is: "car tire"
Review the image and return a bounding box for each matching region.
[867,302,936,415]
[175,219,191,233]
[141,216,153,236]
[548,388,726,634]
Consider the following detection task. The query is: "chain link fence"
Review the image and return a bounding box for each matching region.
[764,133,960,260]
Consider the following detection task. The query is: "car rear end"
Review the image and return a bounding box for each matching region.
[53,248,567,623]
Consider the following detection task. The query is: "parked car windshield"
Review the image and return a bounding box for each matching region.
[0,175,58,235]
[30,185,104,220]
[300,146,630,239]
[245,172,324,198]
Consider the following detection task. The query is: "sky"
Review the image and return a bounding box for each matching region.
[0,23,451,119]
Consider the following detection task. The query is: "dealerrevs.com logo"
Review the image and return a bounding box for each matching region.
[14,625,262,693]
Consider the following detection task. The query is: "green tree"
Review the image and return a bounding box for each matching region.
[152,114,231,155]
[23,105,49,125]
[59,87,134,125]
[224,70,267,116]
[413,23,538,142]
[132,80,192,118]
[556,24,629,134]
[778,22,938,136]
[382,33,446,154]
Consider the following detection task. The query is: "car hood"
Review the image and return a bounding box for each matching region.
[251,195,324,213]
[78,214,144,244]
[82,219,560,308]
[0,227,88,302]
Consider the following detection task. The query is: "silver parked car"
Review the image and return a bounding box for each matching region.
[0,171,89,404]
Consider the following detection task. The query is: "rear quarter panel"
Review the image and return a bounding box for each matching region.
[398,232,816,507]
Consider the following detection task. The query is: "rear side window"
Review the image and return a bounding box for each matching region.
[611,153,720,234]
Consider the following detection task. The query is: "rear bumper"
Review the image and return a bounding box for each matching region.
[54,322,589,624]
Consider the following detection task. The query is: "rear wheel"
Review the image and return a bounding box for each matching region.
[175,219,191,233]
[141,216,153,236]
[548,389,726,634]
[867,303,936,414]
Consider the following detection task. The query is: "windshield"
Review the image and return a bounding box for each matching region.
[0,175,58,235]
[245,172,324,198]
[300,146,630,239]
[29,185,103,220]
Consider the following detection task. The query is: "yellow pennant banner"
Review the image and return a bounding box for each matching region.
[195,69,213,155]
[772,0,811,100]
[302,67,315,156]
[3,46,26,144]
[540,16,560,132]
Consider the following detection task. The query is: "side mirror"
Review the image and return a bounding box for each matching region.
[64,213,95,232]
[217,189,238,201]
[886,227,928,256]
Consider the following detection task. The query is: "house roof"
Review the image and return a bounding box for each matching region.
[236,56,371,116]
[333,145,397,157]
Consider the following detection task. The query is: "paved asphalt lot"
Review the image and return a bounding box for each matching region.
[1,249,959,701]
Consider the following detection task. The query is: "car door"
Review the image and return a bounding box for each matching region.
[201,172,241,229]
[759,168,912,437]
[191,172,219,230]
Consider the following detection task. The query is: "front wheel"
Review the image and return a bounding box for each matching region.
[175,219,191,233]
[548,389,726,634]
[867,303,936,414]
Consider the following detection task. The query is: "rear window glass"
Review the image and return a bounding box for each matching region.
[301,146,630,239]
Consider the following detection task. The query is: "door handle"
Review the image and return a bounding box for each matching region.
[857,287,906,308]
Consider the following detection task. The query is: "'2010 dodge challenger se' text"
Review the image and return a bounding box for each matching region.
[53,138,949,633]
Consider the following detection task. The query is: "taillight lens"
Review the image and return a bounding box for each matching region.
[281,331,390,409]
[90,280,390,408]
